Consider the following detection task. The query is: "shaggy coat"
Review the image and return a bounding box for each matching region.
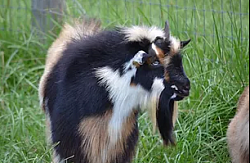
[39,19,191,163]
[227,86,249,163]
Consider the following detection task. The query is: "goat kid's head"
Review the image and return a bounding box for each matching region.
[148,21,191,98]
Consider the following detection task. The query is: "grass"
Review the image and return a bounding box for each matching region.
[0,0,249,162]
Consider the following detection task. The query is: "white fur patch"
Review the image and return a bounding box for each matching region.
[38,79,45,107]
[53,151,64,163]
[171,85,178,91]
[151,43,159,55]
[96,66,150,143]
[171,93,177,99]
[122,26,165,42]
[163,56,171,67]
[169,36,181,53]
[45,106,52,144]
[133,50,145,65]
[121,25,181,55]
[124,50,145,71]
[148,78,165,131]
[170,85,178,99]
[151,78,165,95]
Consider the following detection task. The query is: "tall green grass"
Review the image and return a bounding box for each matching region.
[0,0,249,162]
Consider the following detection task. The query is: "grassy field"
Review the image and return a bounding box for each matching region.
[0,0,249,162]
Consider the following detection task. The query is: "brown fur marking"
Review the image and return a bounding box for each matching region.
[227,86,249,163]
[78,110,137,163]
[155,46,165,64]
[172,102,178,127]
[164,71,170,82]
[132,61,141,68]
[130,82,137,87]
[150,96,160,133]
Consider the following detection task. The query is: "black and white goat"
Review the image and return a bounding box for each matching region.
[39,19,191,163]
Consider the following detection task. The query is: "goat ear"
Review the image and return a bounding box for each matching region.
[181,39,191,48]
[164,21,170,40]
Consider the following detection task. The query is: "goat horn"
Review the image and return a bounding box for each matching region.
[164,21,170,39]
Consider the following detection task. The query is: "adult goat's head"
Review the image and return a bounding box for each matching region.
[122,21,191,99]
[149,21,191,98]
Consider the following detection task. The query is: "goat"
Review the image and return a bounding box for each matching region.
[227,86,249,163]
[39,19,191,163]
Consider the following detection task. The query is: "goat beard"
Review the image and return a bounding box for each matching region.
[149,88,183,146]
[157,97,176,146]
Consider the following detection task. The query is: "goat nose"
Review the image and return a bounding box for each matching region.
[183,79,191,90]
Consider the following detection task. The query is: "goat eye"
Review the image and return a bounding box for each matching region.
[152,60,160,66]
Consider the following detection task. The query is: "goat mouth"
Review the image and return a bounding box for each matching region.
[175,90,190,97]
[171,85,190,97]
[174,88,190,97]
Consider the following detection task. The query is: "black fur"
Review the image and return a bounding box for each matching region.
[132,64,165,91]
[153,37,171,53]
[44,29,168,162]
[166,53,190,97]
[43,23,191,162]
[150,36,191,97]
[157,82,176,146]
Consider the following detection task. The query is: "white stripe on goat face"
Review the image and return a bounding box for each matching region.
[96,53,166,144]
